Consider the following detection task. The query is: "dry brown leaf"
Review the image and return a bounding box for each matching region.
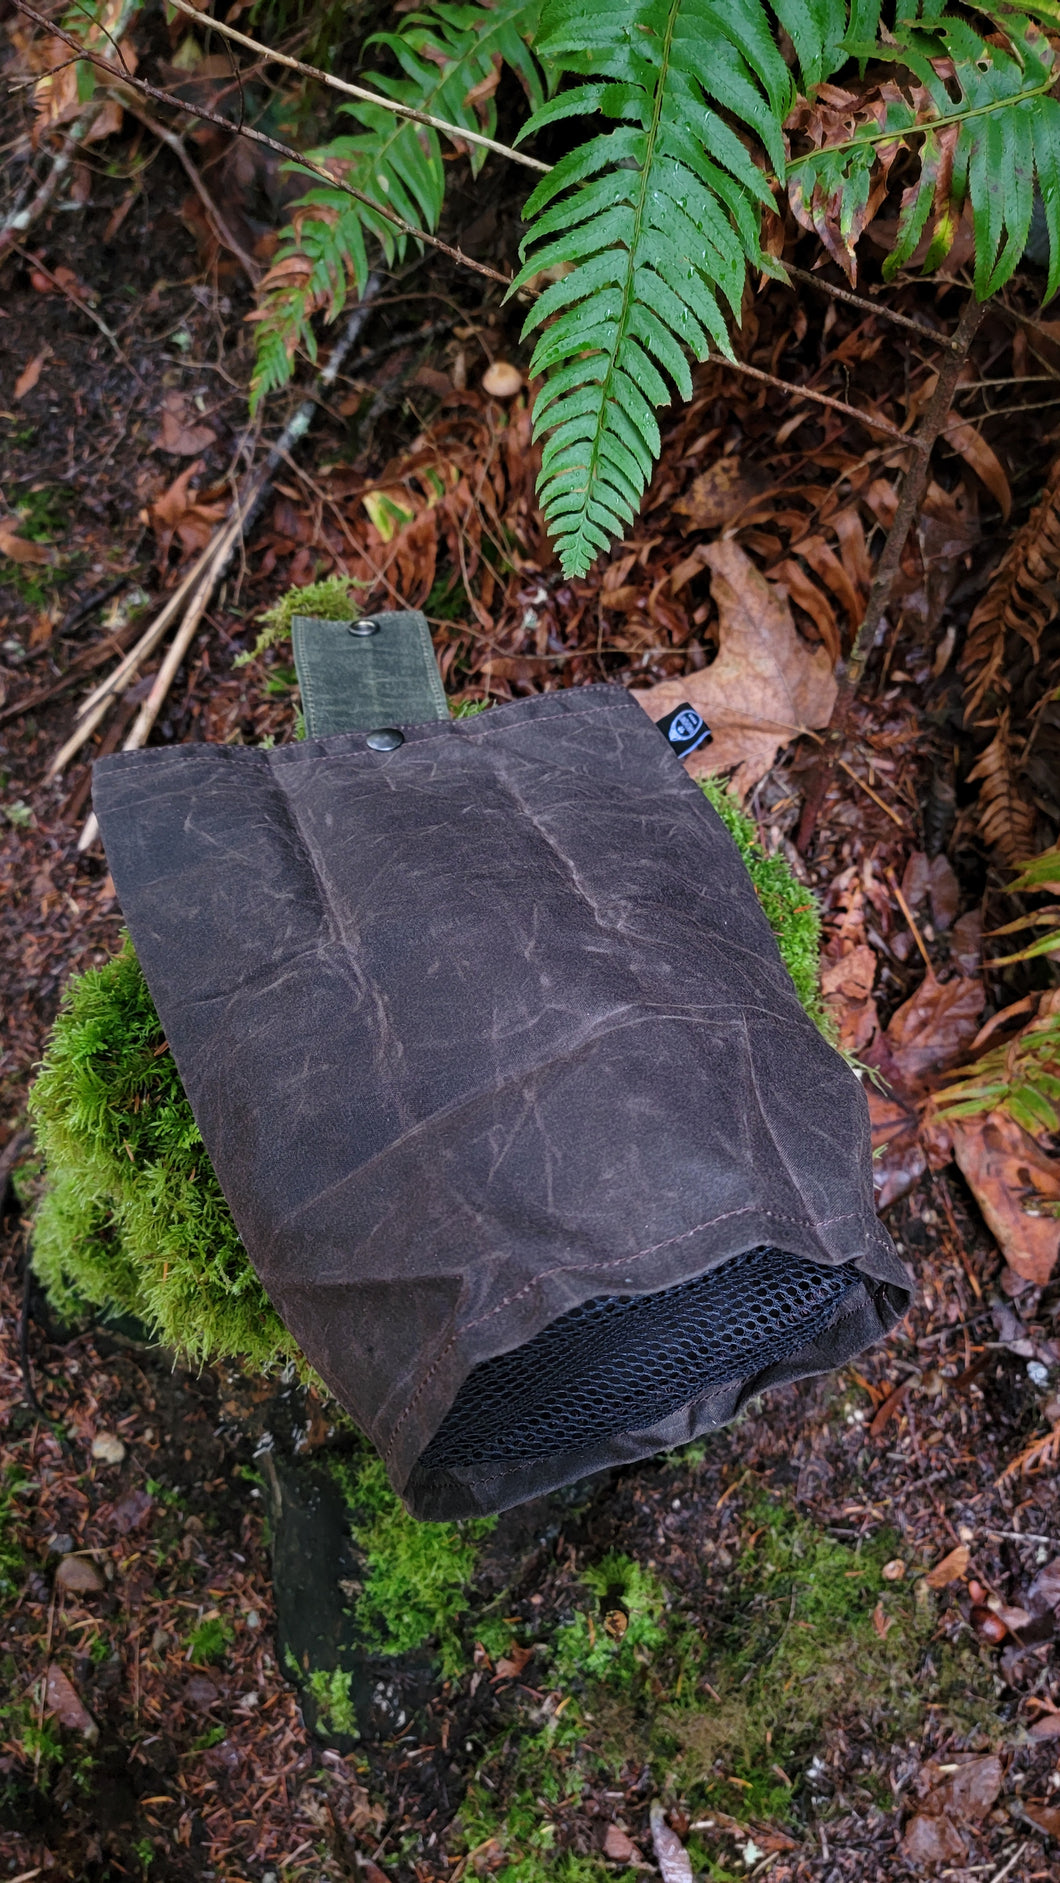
[900,851,960,932]
[145,462,228,563]
[916,1753,1003,1820]
[867,1086,926,1209]
[1023,1801,1060,1836]
[924,1543,970,1588]
[603,1824,639,1863]
[1029,1711,1060,1742]
[0,520,54,566]
[673,456,767,530]
[45,1664,99,1741]
[950,1111,1060,1285]
[884,971,984,1092]
[154,391,217,457]
[493,1641,534,1679]
[14,346,49,400]
[872,1599,895,1639]
[632,541,837,798]
[942,416,1011,519]
[649,1803,693,1883]
[900,1813,965,1864]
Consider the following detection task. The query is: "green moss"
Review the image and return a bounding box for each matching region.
[551,1553,669,1690]
[663,1495,1004,1820]
[29,939,298,1374]
[699,779,828,1035]
[306,1665,359,1738]
[332,1451,495,1677]
[236,572,365,665]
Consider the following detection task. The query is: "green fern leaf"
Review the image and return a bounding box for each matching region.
[517,0,794,577]
[251,0,545,409]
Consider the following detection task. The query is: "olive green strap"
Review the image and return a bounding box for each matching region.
[291,610,449,738]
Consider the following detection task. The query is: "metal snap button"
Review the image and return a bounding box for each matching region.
[366,727,403,751]
[348,617,379,636]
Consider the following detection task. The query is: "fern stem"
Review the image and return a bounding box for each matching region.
[786,73,1058,172]
[168,0,550,175]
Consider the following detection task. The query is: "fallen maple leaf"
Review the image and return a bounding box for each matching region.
[633,541,837,798]
[899,1811,965,1864]
[14,345,49,400]
[821,942,880,1055]
[950,1111,1060,1285]
[1023,1800,1060,1835]
[649,1802,693,1883]
[154,391,217,457]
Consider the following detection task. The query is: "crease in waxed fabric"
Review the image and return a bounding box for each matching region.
[263,746,419,1134]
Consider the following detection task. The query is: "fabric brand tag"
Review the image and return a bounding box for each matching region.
[654,701,713,759]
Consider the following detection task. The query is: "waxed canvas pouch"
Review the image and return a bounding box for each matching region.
[93,680,911,1518]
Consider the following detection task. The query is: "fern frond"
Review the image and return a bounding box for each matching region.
[790,11,1060,303]
[961,454,1060,722]
[251,0,545,409]
[514,0,816,577]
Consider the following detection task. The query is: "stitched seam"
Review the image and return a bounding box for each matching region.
[95,693,639,771]
[384,1201,877,1463]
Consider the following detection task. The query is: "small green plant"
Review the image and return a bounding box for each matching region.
[333,1451,495,1677]
[0,1473,29,1602]
[249,0,1060,577]
[306,1664,359,1737]
[187,1615,234,1665]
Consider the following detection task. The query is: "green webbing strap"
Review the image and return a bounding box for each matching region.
[291,610,449,738]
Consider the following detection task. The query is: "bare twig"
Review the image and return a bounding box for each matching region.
[0,0,140,263]
[783,265,964,353]
[795,292,984,851]
[7,239,138,372]
[167,0,549,175]
[74,277,384,849]
[705,350,910,443]
[11,2,511,288]
[116,98,262,286]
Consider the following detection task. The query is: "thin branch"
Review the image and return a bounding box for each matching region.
[783,264,964,353]
[795,291,984,851]
[11,2,512,288]
[75,279,384,849]
[7,239,138,373]
[705,351,911,443]
[167,0,550,176]
[117,98,262,287]
[0,0,140,262]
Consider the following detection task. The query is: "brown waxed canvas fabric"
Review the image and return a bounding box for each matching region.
[92,684,912,1520]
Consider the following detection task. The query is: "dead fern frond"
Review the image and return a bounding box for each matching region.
[962,456,1060,723]
[965,711,1038,866]
[997,1421,1060,1483]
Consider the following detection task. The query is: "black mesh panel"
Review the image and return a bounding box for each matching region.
[419,1246,859,1469]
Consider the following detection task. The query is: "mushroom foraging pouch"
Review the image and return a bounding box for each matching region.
[92,614,911,1520]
